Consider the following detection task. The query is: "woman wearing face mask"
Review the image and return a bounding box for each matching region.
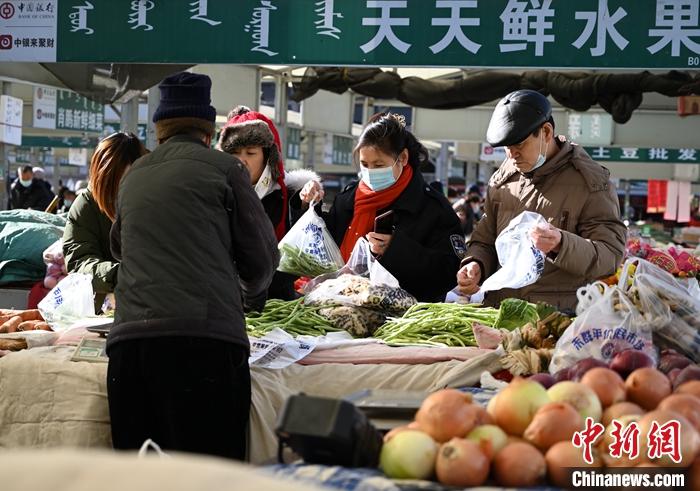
[297,113,465,302]
[63,132,148,310]
[218,106,322,300]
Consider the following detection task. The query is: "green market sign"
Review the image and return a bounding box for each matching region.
[583,146,700,164]
[21,135,98,147]
[0,1,699,69]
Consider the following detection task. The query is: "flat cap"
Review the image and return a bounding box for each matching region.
[486,90,552,147]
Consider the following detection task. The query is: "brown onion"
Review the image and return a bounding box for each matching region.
[691,457,700,491]
[415,389,477,443]
[581,367,627,408]
[638,409,700,467]
[659,394,700,432]
[602,402,645,427]
[472,404,493,427]
[435,438,490,487]
[492,377,550,436]
[625,367,671,411]
[493,442,546,487]
[677,380,700,399]
[546,441,602,488]
[524,402,584,451]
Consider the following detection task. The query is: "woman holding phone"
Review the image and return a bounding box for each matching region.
[296,112,465,302]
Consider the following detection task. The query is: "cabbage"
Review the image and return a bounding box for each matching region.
[494,298,539,330]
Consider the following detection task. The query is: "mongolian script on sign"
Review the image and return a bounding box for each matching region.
[189,0,221,26]
[128,0,154,31]
[69,1,94,34]
[245,0,278,56]
[315,0,343,39]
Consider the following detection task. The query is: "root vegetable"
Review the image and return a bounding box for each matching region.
[548,381,603,422]
[0,316,22,334]
[658,394,700,432]
[491,377,550,436]
[415,389,477,443]
[493,442,546,487]
[466,424,508,460]
[674,365,700,390]
[625,368,671,410]
[546,441,602,488]
[435,438,489,487]
[553,367,571,383]
[379,430,438,479]
[524,402,584,451]
[569,358,609,382]
[581,367,627,408]
[659,350,693,374]
[529,373,555,389]
[602,402,645,427]
[677,381,700,399]
[610,350,654,379]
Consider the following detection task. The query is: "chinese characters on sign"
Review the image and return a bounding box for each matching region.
[0,0,57,61]
[584,146,700,164]
[56,90,104,132]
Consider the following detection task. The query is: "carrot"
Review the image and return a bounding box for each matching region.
[17,320,42,332]
[0,316,23,334]
[0,310,44,322]
[17,310,43,322]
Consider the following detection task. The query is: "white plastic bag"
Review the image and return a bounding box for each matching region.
[549,283,656,374]
[38,273,95,332]
[277,205,344,277]
[470,211,548,303]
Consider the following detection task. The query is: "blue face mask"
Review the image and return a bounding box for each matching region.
[531,132,548,171]
[360,156,401,192]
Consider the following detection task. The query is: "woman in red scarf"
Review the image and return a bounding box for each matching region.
[297,113,465,302]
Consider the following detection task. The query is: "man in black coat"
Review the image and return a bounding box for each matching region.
[10,165,54,211]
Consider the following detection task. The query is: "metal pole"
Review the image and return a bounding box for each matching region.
[275,75,288,158]
[436,141,450,194]
[120,96,139,136]
[146,87,160,150]
[1,81,10,210]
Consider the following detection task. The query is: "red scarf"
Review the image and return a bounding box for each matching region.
[339,165,414,261]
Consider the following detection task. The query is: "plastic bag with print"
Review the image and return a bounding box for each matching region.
[549,282,656,374]
[277,204,344,278]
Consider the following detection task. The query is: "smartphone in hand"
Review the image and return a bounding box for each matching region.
[374,210,395,235]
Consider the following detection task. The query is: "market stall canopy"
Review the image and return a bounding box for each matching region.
[0,63,192,104]
[291,68,700,124]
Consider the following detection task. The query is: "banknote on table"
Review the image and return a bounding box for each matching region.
[71,337,108,363]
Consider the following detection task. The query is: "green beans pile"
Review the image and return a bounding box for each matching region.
[278,244,340,278]
[245,298,343,338]
[373,303,500,347]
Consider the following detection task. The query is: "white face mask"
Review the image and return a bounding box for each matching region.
[254,165,276,199]
[19,178,32,188]
[531,132,549,171]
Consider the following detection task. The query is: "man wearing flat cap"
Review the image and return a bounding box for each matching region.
[107,72,279,459]
[457,90,626,311]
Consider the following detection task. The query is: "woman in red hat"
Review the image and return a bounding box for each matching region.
[218,106,321,300]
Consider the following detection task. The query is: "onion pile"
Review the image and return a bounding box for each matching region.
[378,356,700,487]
